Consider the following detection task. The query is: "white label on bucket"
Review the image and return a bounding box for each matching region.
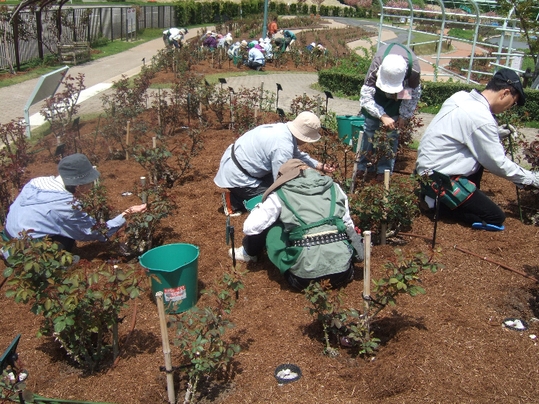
[164,285,186,302]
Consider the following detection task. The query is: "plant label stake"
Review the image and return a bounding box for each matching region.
[324,90,333,115]
[155,292,176,404]
[276,83,282,109]
[230,225,236,268]
[226,216,236,267]
[432,176,443,249]
[363,231,372,319]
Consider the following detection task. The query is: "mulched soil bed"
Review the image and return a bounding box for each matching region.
[2,27,539,404]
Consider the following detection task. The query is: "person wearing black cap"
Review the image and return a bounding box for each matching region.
[3,153,146,252]
[416,68,538,230]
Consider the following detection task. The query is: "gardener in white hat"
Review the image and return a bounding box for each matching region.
[214,112,335,216]
[228,159,364,290]
[3,153,146,252]
[357,43,421,182]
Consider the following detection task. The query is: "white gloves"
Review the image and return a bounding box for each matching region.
[346,227,364,262]
[498,124,517,140]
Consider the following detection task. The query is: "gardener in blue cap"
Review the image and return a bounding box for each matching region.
[416,68,539,231]
[2,153,146,251]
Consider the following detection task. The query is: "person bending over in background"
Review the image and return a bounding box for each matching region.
[214,111,335,216]
[268,17,278,38]
[229,159,364,290]
[245,42,265,71]
[357,42,421,182]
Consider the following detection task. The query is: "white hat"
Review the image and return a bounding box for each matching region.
[310,42,316,47]
[376,54,408,94]
[259,37,264,43]
[286,111,321,143]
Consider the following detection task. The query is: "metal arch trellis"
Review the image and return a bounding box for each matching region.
[375,0,522,84]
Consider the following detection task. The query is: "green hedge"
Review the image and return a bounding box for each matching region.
[173,0,368,26]
[319,68,539,120]
[319,70,365,96]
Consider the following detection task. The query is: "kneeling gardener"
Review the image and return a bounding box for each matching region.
[229,159,364,290]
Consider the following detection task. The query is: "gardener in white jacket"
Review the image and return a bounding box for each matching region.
[416,68,539,230]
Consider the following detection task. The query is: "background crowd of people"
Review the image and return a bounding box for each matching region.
[162,23,327,72]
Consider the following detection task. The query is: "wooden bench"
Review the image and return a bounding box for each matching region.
[58,42,91,65]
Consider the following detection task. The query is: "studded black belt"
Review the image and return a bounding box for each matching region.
[290,232,348,247]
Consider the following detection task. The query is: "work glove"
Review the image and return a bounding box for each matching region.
[498,124,517,141]
[346,226,364,262]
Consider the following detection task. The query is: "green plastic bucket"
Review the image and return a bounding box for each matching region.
[139,243,199,314]
[336,115,365,146]
[244,195,263,211]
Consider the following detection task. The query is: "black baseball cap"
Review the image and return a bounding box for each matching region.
[492,68,526,106]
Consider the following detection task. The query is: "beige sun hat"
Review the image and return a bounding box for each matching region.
[376,54,408,94]
[286,111,321,143]
[262,159,308,201]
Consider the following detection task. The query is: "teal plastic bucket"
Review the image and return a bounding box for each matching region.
[336,115,365,146]
[244,195,263,211]
[139,243,199,314]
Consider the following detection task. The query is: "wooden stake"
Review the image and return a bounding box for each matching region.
[380,169,390,245]
[259,81,264,110]
[152,137,157,149]
[156,292,176,404]
[125,120,131,161]
[140,176,147,204]
[157,89,161,129]
[363,231,372,317]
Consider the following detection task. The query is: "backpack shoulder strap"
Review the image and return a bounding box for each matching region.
[383,43,413,79]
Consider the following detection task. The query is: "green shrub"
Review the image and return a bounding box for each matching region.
[348,175,420,242]
[2,233,146,372]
